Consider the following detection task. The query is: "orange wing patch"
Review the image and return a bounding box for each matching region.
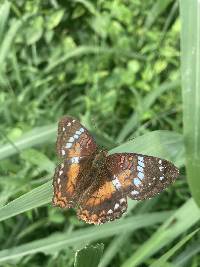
[77,181,127,225]
[117,169,132,187]
[68,143,81,158]
[52,161,81,209]
[85,181,114,206]
[66,163,80,194]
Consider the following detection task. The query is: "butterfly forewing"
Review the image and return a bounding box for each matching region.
[56,116,97,159]
[53,116,98,209]
[106,153,179,200]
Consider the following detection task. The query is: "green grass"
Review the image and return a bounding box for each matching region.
[180,0,200,207]
[0,0,199,266]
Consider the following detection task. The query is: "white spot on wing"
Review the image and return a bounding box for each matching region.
[69,137,74,142]
[62,127,66,132]
[61,149,65,156]
[120,198,126,204]
[114,203,120,210]
[57,178,61,184]
[159,166,164,171]
[79,127,84,133]
[74,134,79,139]
[66,143,72,148]
[112,176,121,189]
[134,178,141,187]
[138,161,145,167]
[67,122,71,126]
[160,176,164,181]
[131,190,139,195]
[59,170,63,176]
[76,130,81,135]
[159,160,162,164]
[137,165,143,172]
[138,172,144,180]
[107,209,113,214]
[71,157,79,164]
[138,156,144,162]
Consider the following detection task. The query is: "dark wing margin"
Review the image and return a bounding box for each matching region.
[106,153,179,200]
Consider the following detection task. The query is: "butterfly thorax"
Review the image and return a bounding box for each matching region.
[74,150,110,205]
[92,150,108,169]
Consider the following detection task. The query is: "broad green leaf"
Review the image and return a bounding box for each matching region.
[150,228,199,267]
[0,211,172,263]
[121,199,200,267]
[74,244,104,267]
[180,0,200,206]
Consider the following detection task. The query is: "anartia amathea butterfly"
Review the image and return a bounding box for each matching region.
[52,116,179,225]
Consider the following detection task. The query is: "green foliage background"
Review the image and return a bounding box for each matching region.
[0,0,199,266]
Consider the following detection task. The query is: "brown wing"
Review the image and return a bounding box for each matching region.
[52,157,94,208]
[56,116,97,159]
[106,153,179,200]
[77,178,127,225]
[53,116,98,208]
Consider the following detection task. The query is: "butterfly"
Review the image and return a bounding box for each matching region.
[52,116,179,225]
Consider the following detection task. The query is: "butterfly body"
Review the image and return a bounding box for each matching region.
[53,116,179,225]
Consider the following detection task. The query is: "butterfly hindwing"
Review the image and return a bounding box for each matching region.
[56,116,97,159]
[77,177,127,224]
[106,153,179,200]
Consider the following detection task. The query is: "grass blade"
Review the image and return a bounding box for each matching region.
[0,1,10,42]
[0,211,172,264]
[117,81,180,143]
[0,17,22,70]
[139,0,174,46]
[150,228,199,267]
[74,244,104,267]
[121,199,200,267]
[0,124,56,160]
[0,181,52,222]
[173,237,200,266]
[180,0,200,207]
